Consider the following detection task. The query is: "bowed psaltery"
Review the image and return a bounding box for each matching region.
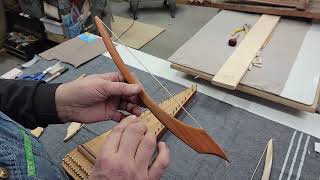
[95,16,229,162]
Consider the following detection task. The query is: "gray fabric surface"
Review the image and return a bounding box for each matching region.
[23,55,320,179]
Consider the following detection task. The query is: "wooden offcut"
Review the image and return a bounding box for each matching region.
[64,122,83,142]
[31,127,44,137]
[211,14,280,90]
[261,139,273,180]
[62,85,197,179]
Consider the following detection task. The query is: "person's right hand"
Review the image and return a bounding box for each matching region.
[90,115,170,180]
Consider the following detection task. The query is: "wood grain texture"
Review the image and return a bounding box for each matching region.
[240,0,308,10]
[261,139,273,180]
[171,63,320,112]
[211,14,280,90]
[209,0,320,19]
[177,0,320,19]
[62,85,198,179]
[95,16,229,161]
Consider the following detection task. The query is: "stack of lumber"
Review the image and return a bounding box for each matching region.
[179,0,320,19]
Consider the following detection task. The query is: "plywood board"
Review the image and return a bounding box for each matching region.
[111,16,165,49]
[211,14,280,90]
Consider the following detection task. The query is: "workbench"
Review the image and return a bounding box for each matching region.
[21,45,320,179]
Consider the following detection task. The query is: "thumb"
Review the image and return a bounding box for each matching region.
[149,142,170,180]
[104,82,141,96]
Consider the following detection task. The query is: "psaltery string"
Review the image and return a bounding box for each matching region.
[100,21,204,129]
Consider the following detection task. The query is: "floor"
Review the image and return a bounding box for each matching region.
[0,52,24,75]
[112,1,218,59]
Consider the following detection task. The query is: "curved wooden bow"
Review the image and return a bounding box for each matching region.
[95,16,229,162]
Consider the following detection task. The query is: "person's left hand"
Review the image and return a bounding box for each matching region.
[55,73,143,123]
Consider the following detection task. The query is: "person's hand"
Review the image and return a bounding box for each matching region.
[55,73,143,123]
[90,115,170,180]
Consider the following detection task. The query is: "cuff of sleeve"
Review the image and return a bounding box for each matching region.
[33,82,63,127]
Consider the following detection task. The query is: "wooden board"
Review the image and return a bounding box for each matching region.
[64,122,83,142]
[211,14,280,90]
[171,63,320,112]
[62,85,197,179]
[240,0,308,10]
[177,0,320,19]
[46,31,69,44]
[31,127,44,137]
[261,139,273,180]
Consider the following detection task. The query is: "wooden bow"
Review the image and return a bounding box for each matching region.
[95,16,229,162]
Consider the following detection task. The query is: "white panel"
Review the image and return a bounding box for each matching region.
[281,23,320,105]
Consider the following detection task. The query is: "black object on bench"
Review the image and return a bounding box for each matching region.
[129,0,176,19]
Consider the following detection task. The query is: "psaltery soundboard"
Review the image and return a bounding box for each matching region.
[62,85,197,179]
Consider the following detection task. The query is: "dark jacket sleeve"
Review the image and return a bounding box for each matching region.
[0,79,63,129]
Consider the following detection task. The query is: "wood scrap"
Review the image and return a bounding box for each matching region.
[64,74,87,142]
[211,14,280,90]
[248,63,253,71]
[64,122,84,142]
[250,139,273,180]
[253,56,262,64]
[253,63,263,68]
[31,127,44,138]
[261,139,273,180]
